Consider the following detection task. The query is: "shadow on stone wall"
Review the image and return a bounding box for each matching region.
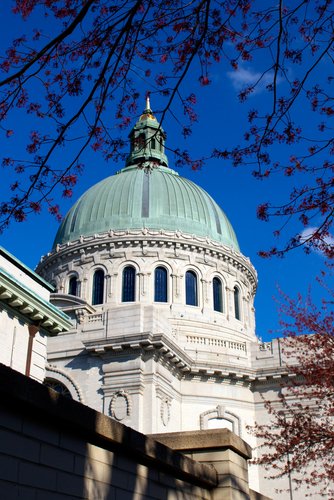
[0,363,218,499]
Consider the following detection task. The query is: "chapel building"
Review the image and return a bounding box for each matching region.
[36,100,292,498]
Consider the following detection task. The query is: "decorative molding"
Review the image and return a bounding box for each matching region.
[185,334,247,354]
[0,268,72,335]
[199,405,241,436]
[156,385,176,401]
[37,229,257,293]
[109,390,131,421]
[82,331,264,383]
[160,398,171,427]
[45,364,84,402]
[156,385,173,426]
[259,341,273,353]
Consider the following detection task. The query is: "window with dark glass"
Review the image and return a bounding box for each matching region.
[122,266,136,302]
[213,277,223,312]
[186,270,198,306]
[154,266,168,302]
[92,269,104,305]
[151,137,156,150]
[68,276,78,296]
[136,133,145,151]
[234,286,240,320]
[44,379,72,399]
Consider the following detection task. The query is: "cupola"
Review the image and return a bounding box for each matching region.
[126,96,168,168]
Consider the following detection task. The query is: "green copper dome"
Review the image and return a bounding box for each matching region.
[53,100,239,251]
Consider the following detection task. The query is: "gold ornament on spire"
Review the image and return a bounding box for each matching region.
[140,94,156,121]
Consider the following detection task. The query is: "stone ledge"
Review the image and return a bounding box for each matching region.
[0,363,217,490]
[150,429,252,460]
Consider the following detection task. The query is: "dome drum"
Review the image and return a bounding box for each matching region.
[37,230,257,345]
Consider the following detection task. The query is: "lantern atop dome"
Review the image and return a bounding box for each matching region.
[126,97,168,168]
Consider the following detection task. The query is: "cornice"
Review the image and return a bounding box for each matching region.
[82,331,288,384]
[251,370,297,386]
[50,293,96,315]
[0,267,72,335]
[0,246,54,291]
[37,228,257,292]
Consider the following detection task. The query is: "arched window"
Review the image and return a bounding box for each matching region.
[234,286,241,320]
[158,133,165,152]
[122,266,136,302]
[154,267,168,302]
[92,270,104,305]
[44,379,72,399]
[213,277,223,312]
[68,276,78,296]
[136,133,145,151]
[186,270,198,306]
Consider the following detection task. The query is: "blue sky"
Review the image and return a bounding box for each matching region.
[0,2,327,341]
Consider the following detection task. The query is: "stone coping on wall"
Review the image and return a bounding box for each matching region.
[150,429,252,460]
[151,430,273,500]
[0,363,217,490]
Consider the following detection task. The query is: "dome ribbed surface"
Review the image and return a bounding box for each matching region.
[53,165,239,251]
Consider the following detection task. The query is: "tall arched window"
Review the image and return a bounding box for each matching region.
[234,286,241,320]
[136,133,145,151]
[92,269,104,305]
[68,276,78,296]
[186,270,198,306]
[213,277,223,312]
[154,267,168,302]
[122,266,136,302]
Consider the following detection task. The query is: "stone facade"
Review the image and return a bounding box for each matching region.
[0,363,270,500]
[33,102,327,499]
[37,229,257,422]
[36,227,294,498]
[0,246,72,383]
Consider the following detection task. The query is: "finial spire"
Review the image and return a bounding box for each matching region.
[145,94,151,112]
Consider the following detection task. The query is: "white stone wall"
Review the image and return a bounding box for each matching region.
[0,305,47,383]
[0,247,72,383]
[38,231,298,496]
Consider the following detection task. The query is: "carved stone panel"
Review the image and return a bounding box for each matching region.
[110,390,131,421]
